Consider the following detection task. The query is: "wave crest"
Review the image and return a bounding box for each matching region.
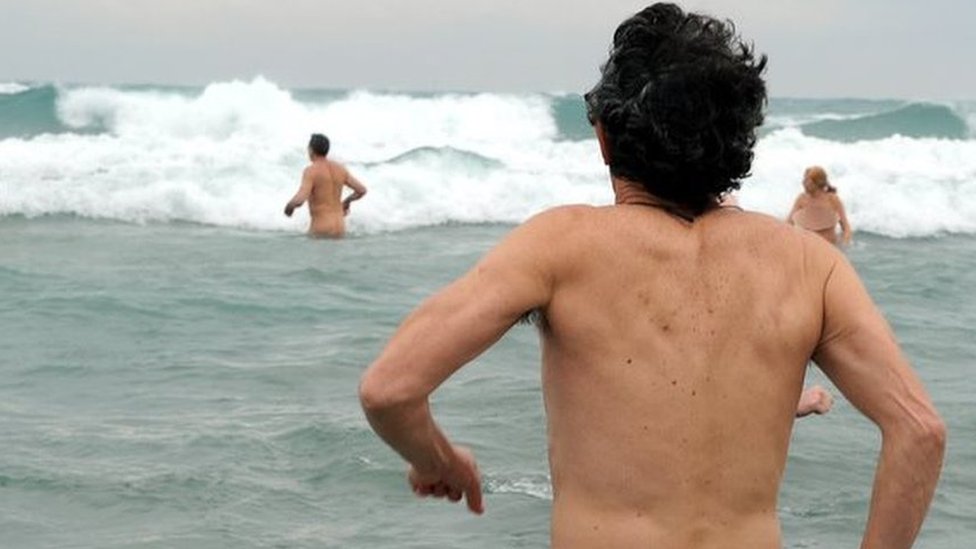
[1,79,974,238]
[799,102,968,142]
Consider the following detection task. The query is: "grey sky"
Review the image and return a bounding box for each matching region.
[1,0,973,99]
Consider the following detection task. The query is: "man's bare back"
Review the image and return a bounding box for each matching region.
[539,194,832,546]
[284,134,366,238]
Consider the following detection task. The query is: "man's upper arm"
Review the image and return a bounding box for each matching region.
[294,168,314,201]
[813,253,937,429]
[343,167,367,195]
[362,207,581,403]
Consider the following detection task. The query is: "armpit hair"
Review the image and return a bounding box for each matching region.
[518,308,549,331]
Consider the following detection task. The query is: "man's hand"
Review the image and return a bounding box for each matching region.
[284,203,296,217]
[408,445,484,515]
[343,200,351,216]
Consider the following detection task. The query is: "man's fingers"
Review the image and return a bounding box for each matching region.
[464,475,484,514]
[407,448,484,513]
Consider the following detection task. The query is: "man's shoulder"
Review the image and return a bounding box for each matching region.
[307,159,345,171]
[740,211,844,274]
[738,209,801,234]
[503,205,602,255]
[519,205,605,239]
[324,158,347,170]
[528,204,601,223]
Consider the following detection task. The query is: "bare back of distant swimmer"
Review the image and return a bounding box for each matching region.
[284,134,367,238]
[304,160,360,238]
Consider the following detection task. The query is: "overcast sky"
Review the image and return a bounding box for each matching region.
[1,0,973,99]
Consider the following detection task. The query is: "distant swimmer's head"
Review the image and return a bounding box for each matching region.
[308,133,331,158]
[803,166,836,193]
[585,3,767,216]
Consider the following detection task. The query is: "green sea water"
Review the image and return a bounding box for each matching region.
[2,79,975,546]
[1,215,973,548]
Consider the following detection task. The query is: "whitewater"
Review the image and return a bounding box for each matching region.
[1,78,975,237]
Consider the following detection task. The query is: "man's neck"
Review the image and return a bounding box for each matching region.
[612,178,690,210]
[611,177,723,221]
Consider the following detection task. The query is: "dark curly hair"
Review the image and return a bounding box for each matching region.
[585,3,767,216]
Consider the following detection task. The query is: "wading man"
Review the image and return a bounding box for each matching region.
[284,133,367,238]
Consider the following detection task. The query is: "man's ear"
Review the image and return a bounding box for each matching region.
[595,123,611,166]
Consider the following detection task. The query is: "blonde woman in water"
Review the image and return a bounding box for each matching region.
[787,166,852,245]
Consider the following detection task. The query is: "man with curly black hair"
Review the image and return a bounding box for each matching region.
[360,4,944,547]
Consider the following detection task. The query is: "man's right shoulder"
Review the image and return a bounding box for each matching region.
[527,204,599,223]
[519,205,601,239]
[504,205,600,253]
[497,206,602,279]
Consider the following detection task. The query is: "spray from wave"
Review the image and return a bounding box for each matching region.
[0,82,31,95]
[1,78,974,237]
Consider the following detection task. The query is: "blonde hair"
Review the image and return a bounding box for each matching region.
[804,166,836,193]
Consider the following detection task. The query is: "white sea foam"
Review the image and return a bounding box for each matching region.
[0,82,30,95]
[1,79,974,238]
[954,101,976,138]
[485,474,552,500]
[743,129,976,237]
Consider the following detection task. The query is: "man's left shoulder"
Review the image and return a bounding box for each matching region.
[735,209,794,231]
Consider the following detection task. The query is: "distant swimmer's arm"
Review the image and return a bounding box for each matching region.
[795,385,833,417]
[360,208,571,514]
[832,194,853,244]
[812,252,945,548]
[284,168,314,217]
[786,195,803,225]
[342,169,367,215]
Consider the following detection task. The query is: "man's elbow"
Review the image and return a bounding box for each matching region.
[358,364,413,415]
[891,407,947,460]
[920,413,948,457]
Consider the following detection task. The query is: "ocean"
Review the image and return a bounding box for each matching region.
[1,79,974,548]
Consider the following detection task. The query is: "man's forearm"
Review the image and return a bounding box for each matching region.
[861,423,946,548]
[362,398,453,475]
[286,195,305,209]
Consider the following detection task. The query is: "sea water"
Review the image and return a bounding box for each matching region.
[1,79,974,547]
